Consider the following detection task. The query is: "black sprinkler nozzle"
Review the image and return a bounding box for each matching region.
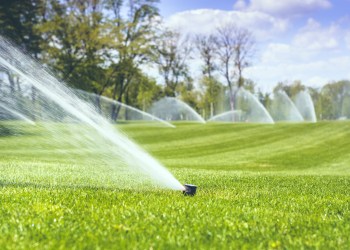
[183,184,197,196]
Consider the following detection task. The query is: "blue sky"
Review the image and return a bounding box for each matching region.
[159,0,234,16]
[155,0,350,92]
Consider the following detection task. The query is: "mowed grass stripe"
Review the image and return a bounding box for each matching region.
[132,122,342,157]
[1,122,350,172]
[120,122,350,172]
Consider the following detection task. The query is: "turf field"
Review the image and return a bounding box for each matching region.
[0,121,350,249]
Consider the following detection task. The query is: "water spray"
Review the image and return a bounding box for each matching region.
[0,35,184,191]
[183,184,197,196]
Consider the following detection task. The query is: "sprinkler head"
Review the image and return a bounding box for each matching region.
[183,184,197,196]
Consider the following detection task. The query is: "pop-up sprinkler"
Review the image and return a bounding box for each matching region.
[183,184,197,196]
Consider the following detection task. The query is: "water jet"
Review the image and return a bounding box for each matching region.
[268,90,304,122]
[218,88,274,123]
[0,35,183,190]
[149,97,205,123]
[293,90,317,122]
[74,89,175,127]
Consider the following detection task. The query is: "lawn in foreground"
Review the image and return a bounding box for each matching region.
[0,122,350,249]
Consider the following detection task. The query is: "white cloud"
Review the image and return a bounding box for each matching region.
[260,43,312,64]
[246,41,350,92]
[234,0,331,16]
[243,18,350,92]
[246,58,350,92]
[164,9,288,40]
[292,18,340,50]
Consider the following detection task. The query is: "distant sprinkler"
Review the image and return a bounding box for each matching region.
[183,184,197,196]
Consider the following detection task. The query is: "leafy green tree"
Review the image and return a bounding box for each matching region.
[35,0,160,120]
[319,87,337,120]
[177,78,201,112]
[105,0,160,120]
[273,80,306,98]
[38,0,109,94]
[242,79,256,93]
[0,0,45,100]
[154,29,192,97]
[257,89,271,108]
[319,80,350,120]
[341,94,350,118]
[198,76,223,119]
[125,74,162,111]
[0,0,44,57]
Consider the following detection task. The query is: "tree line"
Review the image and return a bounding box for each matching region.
[0,0,349,121]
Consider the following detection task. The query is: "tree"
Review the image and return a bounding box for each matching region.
[198,76,223,119]
[0,0,44,57]
[243,79,256,93]
[106,0,161,120]
[155,29,192,97]
[320,80,350,120]
[38,0,109,94]
[273,80,305,98]
[215,23,255,111]
[37,0,161,120]
[0,0,45,103]
[195,34,217,79]
[195,34,222,117]
[257,89,271,108]
[123,73,162,112]
[176,78,200,112]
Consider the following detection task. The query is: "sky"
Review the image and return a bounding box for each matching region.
[156,0,350,92]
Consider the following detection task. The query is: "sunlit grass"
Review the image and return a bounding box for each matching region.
[0,121,350,249]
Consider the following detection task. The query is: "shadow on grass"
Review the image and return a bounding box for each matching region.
[0,124,20,137]
[0,123,41,137]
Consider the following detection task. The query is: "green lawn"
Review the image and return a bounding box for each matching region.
[0,121,350,249]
